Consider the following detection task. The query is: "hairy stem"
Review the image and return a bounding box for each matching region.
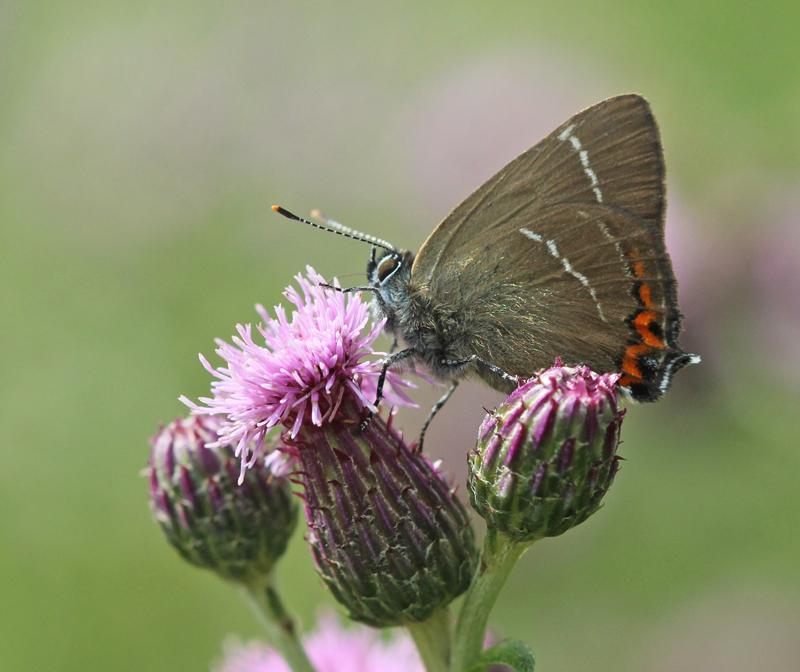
[451,530,532,672]
[407,607,453,672]
[242,577,317,672]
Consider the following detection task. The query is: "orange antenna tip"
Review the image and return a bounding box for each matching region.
[271,205,280,212]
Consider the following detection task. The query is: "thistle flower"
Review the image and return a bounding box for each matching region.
[181,267,414,482]
[215,613,424,672]
[469,363,624,542]
[186,267,476,626]
[147,414,298,584]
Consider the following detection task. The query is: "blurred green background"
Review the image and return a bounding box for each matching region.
[2,1,800,670]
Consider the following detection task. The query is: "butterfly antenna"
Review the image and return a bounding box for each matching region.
[311,208,399,252]
[271,206,397,252]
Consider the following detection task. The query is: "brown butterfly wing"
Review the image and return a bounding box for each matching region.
[412,94,664,282]
[411,94,694,400]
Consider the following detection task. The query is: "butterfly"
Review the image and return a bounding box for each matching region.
[274,93,698,439]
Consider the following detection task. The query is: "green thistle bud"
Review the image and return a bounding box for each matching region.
[287,407,478,628]
[148,415,298,585]
[468,364,624,542]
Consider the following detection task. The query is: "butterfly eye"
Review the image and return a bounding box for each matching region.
[376,255,399,282]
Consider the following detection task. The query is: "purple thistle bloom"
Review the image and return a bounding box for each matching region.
[181,267,415,483]
[214,613,425,672]
[181,266,475,625]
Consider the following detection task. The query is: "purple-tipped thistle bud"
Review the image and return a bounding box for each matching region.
[287,407,478,627]
[148,414,298,585]
[469,364,624,542]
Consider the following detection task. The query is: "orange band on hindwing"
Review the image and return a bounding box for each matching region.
[618,250,669,392]
[633,310,665,347]
[638,281,653,308]
[621,343,651,378]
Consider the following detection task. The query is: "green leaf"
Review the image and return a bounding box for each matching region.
[466,639,535,672]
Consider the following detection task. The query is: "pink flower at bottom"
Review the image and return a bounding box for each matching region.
[214,613,424,672]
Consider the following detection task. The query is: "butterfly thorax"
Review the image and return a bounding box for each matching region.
[370,249,492,383]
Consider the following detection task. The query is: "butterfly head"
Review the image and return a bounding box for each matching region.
[367,247,415,335]
[367,247,407,284]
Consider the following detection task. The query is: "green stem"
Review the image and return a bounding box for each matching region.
[242,578,317,672]
[407,607,453,672]
[451,530,532,672]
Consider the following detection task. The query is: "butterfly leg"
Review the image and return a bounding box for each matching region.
[389,337,399,355]
[320,283,375,294]
[360,347,417,432]
[441,355,519,387]
[416,380,459,452]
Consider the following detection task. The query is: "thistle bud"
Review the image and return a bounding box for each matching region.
[469,364,624,542]
[288,407,478,628]
[148,414,298,585]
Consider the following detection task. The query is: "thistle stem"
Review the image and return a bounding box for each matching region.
[451,530,532,672]
[242,578,318,672]
[407,607,453,672]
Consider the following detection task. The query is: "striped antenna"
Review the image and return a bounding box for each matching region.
[271,206,397,252]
